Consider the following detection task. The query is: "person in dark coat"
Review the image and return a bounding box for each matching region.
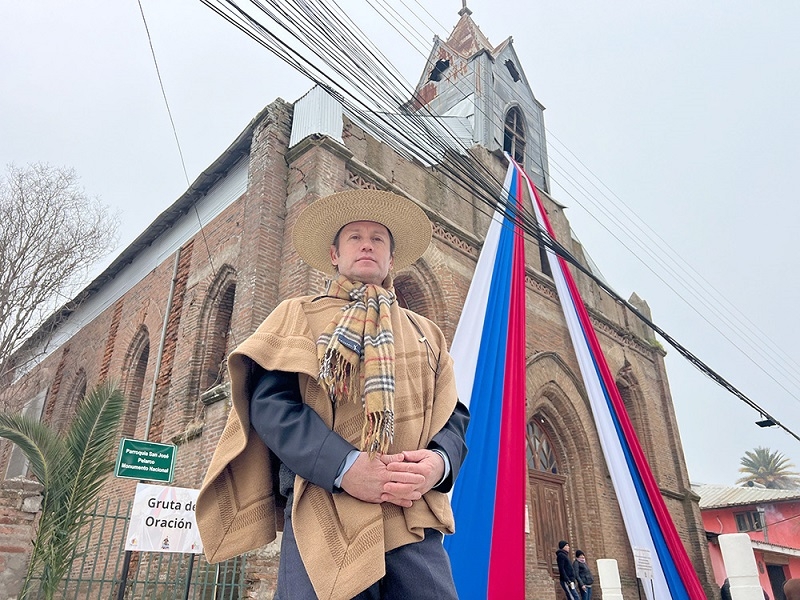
[720,578,732,600]
[556,540,580,600]
[572,549,594,600]
[721,578,771,600]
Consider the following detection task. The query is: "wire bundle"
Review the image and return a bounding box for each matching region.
[189,0,797,441]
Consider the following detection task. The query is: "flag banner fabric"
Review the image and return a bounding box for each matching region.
[445,165,527,599]
[514,160,705,600]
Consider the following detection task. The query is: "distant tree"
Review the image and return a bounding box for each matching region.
[736,447,800,489]
[0,382,125,599]
[0,163,117,401]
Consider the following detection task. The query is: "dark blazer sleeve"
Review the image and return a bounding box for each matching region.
[427,400,470,493]
[249,367,356,493]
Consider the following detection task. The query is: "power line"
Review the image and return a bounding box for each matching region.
[363,0,800,405]
[137,0,230,347]
[194,0,799,442]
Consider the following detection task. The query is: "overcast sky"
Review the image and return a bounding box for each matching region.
[2,0,799,486]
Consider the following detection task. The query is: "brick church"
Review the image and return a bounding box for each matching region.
[0,7,717,599]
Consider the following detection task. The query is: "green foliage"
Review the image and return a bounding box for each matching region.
[736,446,800,490]
[0,382,125,599]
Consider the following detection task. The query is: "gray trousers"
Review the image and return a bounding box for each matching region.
[276,515,458,600]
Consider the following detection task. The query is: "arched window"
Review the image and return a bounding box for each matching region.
[201,282,235,391]
[617,363,653,464]
[122,327,150,439]
[393,275,435,322]
[527,419,559,474]
[195,267,237,395]
[503,106,526,164]
[57,369,87,432]
[394,286,410,310]
[428,59,450,82]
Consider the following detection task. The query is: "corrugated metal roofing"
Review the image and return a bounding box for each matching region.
[289,86,344,148]
[288,85,473,165]
[693,484,800,509]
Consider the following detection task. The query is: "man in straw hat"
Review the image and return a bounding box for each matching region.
[197,189,469,599]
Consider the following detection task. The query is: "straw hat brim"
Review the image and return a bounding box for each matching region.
[292,190,432,273]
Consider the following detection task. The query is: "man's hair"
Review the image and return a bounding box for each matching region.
[575,550,584,558]
[558,540,568,549]
[332,223,396,255]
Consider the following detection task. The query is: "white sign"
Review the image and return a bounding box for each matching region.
[633,546,654,580]
[125,483,203,554]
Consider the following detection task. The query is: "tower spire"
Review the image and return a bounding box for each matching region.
[459,0,472,17]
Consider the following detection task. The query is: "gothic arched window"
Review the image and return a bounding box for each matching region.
[194,266,237,396]
[122,327,150,439]
[504,106,526,164]
[527,419,559,474]
[58,368,87,432]
[201,282,236,391]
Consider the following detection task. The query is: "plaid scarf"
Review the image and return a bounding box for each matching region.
[317,275,396,455]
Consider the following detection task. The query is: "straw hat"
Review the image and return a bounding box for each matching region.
[292,189,432,273]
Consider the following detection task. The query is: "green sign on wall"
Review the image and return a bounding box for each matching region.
[115,438,176,483]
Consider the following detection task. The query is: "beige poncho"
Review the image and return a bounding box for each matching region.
[196,294,458,600]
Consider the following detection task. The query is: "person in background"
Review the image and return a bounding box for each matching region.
[556,540,580,600]
[572,549,594,600]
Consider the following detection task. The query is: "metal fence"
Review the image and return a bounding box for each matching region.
[27,497,245,600]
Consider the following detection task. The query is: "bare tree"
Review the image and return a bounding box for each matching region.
[0,163,118,397]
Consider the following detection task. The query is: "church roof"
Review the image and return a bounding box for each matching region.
[444,11,495,58]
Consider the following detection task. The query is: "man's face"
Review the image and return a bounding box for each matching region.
[330,221,394,285]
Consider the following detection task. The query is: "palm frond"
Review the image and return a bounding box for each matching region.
[42,382,126,587]
[736,446,800,489]
[0,412,64,488]
[12,382,126,599]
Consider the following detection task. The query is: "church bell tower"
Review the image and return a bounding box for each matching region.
[410,2,550,191]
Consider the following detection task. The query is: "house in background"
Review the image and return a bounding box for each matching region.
[696,483,800,600]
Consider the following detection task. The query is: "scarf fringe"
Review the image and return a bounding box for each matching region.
[362,410,394,457]
[320,348,359,406]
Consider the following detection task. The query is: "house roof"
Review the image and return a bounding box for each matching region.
[693,483,800,509]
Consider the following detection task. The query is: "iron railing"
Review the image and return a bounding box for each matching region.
[26,497,245,599]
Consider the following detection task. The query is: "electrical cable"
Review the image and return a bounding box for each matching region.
[365,0,800,400]
[137,0,231,347]
[194,0,799,442]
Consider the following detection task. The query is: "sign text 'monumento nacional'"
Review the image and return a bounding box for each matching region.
[115,438,176,483]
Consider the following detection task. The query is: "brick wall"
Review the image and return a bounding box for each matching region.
[0,479,42,598]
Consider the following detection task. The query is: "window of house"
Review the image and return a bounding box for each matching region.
[538,239,553,278]
[735,511,763,532]
[503,107,526,164]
